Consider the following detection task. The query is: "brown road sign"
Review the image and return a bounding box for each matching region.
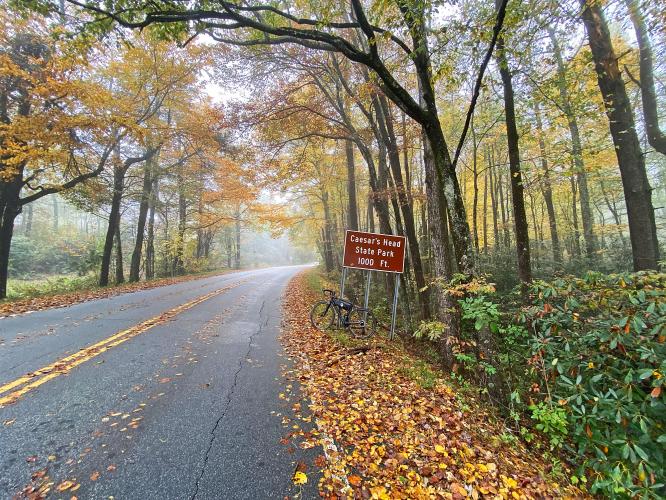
[342,230,406,273]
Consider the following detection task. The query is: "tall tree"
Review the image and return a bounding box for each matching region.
[0,24,116,298]
[547,26,598,260]
[580,0,660,270]
[624,0,666,156]
[495,0,531,285]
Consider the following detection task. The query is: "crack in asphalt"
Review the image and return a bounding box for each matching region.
[190,298,269,500]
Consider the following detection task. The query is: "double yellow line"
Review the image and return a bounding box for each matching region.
[0,281,241,408]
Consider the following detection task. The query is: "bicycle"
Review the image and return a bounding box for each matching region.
[309,289,377,339]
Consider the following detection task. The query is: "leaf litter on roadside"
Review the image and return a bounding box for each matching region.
[280,272,584,499]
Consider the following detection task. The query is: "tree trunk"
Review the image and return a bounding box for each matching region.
[234,211,241,269]
[114,215,124,284]
[483,166,488,254]
[580,0,660,270]
[548,27,597,260]
[24,203,32,237]
[533,101,563,265]
[423,129,458,368]
[173,174,187,276]
[0,178,21,299]
[376,95,430,319]
[488,153,500,251]
[625,0,666,156]
[497,168,510,248]
[472,129,480,254]
[145,175,158,280]
[100,165,125,287]
[345,140,359,231]
[129,159,153,282]
[496,12,531,285]
[570,175,582,259]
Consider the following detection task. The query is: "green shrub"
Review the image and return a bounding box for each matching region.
[526,272,666,497]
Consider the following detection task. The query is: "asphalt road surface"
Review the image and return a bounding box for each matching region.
[0,266,320,499]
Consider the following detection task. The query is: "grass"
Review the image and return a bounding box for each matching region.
[2,267,236,304]
[5,274,99,301]
[396,356,439,389]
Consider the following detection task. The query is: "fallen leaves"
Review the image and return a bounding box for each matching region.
[90,471,100,481]
[55,480,79,492]
[292,471,308,485]
[280,272,583,498]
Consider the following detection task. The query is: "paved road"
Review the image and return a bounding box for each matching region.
[0,266,319,499]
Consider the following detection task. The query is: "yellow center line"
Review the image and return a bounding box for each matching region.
[0,280,244,408]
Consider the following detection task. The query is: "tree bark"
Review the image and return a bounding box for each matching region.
[548,27,597,260]
[580,0,660,270]
[173,177,187,275]
[345,140,359,231]
[375,95,430,319]
[570,175,582,259]
[129,157,153,282]
[423,129,458,368]
[100,163,125,287]
[625,0,666,156]
[114,215,124,284]
[533,101,563,265]
[495,9,531,285]
[0,177,21,299]
[145,175,158,280]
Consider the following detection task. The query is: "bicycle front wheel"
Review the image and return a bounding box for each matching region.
[310,301,336,331]
[346,308,377,339]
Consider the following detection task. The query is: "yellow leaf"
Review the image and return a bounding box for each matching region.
[435,444,446,454]
[292,471,307,485]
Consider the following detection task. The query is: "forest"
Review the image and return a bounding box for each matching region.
[1,0,665,497]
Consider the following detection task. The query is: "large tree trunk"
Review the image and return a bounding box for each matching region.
[423,130,458,368]
[625,0,666,156]
[345,140,359,231]
[548,27,597,260]
[0,177,21,299]
[496,11,531,285]
[100,165,125,287]
[533,101,563,265]
[129,159,153,282]
[580,0,660,270]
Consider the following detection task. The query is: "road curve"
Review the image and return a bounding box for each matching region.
[0,266,319,499]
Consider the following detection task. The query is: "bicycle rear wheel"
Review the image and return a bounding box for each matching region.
[346,308,377,339]
[310,301,336,331]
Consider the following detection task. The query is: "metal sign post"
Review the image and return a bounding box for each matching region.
[363,270,372,321]
[390,273,400,340]
[340,230,406,339]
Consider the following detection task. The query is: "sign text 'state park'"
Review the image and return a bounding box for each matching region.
[342,230,406,273]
